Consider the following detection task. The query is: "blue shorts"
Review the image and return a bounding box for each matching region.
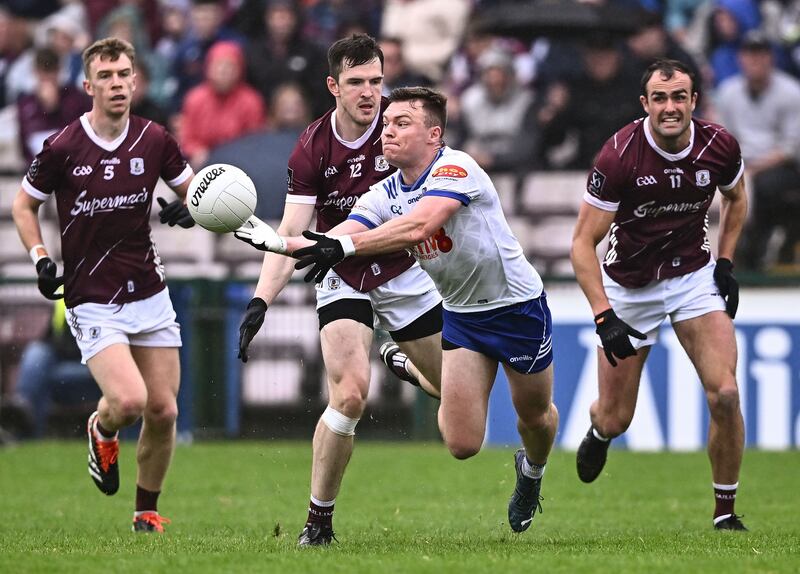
[442,295,553,374]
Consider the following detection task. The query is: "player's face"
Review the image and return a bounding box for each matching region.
[381,100,440,169]
[640,70,696,147]
[84,54,136,118]
[328,57,383,127]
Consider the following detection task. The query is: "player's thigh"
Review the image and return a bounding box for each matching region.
[440,347,497,438]
[396,332,442,387]
[320,316,374,404]
[130,345,180,408]
[672,310,737,393]
[595,345,650,419]
[504,362,554,421]
[86,343,148,406]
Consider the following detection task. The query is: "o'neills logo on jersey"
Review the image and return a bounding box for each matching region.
[70,188,149,217]
[432,165,467,178]
[633,199,709,218]
[190,165,226,207]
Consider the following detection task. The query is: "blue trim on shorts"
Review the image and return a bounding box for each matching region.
[441,295,553,374]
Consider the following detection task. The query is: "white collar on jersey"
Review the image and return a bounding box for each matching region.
[79,113,130,152]
[643,116,695,162]
[331,107,381,149]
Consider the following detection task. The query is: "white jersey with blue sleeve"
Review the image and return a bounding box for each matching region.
[349,147,543,312]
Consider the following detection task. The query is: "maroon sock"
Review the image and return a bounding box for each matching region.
[136,485,161,513]
[306,500,334,527]
[713,484,737,519]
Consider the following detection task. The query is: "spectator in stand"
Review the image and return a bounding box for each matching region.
[17,46,90,164]
[171,0,243,113]
[180,40,266,168]
[716,29,800,269]
[381,0,472,82]
[6,9,87,105]
[458,46,535,174]
[132,60,169,128]
[244,0,329,119]
[379,36,431,96]
[706,0,761,86]
[539,33,642,170]
[301,0,383,50]
[207,82,312,220]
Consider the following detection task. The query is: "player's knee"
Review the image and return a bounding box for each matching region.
[111,395,147,424]
[145,401,178,429]
[446,437,481,460]
[321,405,359,437]
[330,383,368,419]
[517,402,556,433]
[707,384,741,418]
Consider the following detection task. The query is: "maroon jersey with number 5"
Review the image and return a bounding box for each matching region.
[22,114,192,307]
[286,98,414,292]
[584,116,744,288]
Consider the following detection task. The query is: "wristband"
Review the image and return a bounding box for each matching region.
[29,244,47,265]
[337,235,356,257]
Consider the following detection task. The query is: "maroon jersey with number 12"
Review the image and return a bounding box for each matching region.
[286,98,414,292]
[585,116,744,288]
[22,114,192,307]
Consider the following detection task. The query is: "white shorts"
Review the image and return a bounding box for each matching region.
[66,288,182,363]
[315,262,442,332]
[602,259,725,349]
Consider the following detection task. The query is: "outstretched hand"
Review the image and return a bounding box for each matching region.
[292,231,352,284]
[713,258,739,319]
[234,216,287,254]
[594,308,646,367]
[157,197,195,228]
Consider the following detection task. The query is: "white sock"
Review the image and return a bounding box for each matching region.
[521,455,546,479]
[93,419,118,441]
[592,427,610,442]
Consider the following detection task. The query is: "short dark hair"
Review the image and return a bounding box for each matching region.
[82,37,136,78]
[35,46,60,73]
[389,86,447,131]
[327,33,383,81]
[640,59,696,98]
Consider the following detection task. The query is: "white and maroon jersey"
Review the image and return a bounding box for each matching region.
[22,114,192,307]
[350,147,543,312]
[585,116,744,288]
[286,97,414,292]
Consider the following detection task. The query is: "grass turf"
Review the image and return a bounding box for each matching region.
[1,442,797,573]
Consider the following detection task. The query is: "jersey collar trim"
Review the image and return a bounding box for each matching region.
[643,116,694,161]
[331,108,380,150]
[399,147,445,192]
[80,113,130,151]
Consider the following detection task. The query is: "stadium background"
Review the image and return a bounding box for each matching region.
[0,0,798,451]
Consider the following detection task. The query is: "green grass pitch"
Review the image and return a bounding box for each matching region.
[1,442,798,573]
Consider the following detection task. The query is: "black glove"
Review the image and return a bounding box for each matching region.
[594,308,646,367]
[157,197,195,228]
[713,258,739,319]
[293,230,347,283]
[35,257,64,300]
[238,297,267,363]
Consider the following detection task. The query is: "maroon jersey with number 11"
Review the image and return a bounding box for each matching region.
[286,98,414,292]
[584,116,744,288]
[22,114,192,307]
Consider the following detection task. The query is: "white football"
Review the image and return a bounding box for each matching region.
[187,164,258,233]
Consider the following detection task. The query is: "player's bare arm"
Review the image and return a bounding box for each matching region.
[11,189,47,255]
[571,201,616,316]
[717,176,748,261]
[348,195,460,256]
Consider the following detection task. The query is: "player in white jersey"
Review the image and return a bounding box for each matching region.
[239,87,559,534]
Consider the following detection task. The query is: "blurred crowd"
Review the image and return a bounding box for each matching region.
[0,0,799,270]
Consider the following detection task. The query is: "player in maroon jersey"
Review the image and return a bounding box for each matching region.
[11,38,195,533]
[570,59,748,530]
[235,35,443,546]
